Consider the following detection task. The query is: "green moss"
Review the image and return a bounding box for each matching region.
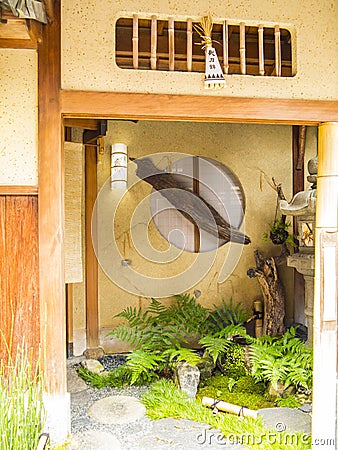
[217,344,248,379]
[233,375,266,395]
[275,396,302,408]
[198,373,274,410]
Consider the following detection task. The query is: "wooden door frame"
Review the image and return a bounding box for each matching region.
[39,9,338,430]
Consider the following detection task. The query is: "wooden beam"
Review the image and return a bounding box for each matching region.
[0,38,36,49]
[38,0,65,395]
[83,120,107,144]
[85,144,99,350]
[61,91,338,125]
[0,185,38,195]
[63,118,101,130]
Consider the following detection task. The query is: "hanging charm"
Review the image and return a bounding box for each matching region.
[195,16,226,89]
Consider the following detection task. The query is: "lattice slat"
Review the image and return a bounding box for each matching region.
[223,20,229,74]
[168,17,175,71]
[258,25,265,76]
[132,14,138,69]
[151,15,157,70]
[275,25,281,76]
[239,22,246,75]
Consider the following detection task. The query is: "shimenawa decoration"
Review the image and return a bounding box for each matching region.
[195,16,225,89]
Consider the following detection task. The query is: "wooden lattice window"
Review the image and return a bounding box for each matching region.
[115,16,293,77]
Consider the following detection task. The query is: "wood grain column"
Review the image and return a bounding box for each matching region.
[85,144,99,351]
[312,122,338,448]
[38,2,70,443]
[292,125,305,324]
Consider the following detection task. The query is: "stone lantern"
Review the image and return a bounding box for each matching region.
[279,156,317,345]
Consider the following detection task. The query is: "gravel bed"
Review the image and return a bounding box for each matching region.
[70,384,152,449]
[98,354,127,371]
[69,354,153,449]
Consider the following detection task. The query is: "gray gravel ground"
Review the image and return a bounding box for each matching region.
[70,384,152,449]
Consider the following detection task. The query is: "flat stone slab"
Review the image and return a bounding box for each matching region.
[67,367,88,394]
[258,407,311,434]
[71,430,122,450]
[88,395,146,425]
[135,418,245,450]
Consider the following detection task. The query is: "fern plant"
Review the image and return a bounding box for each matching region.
[111,295,209,353]
[249,327,313,391]
[199,324,247,364]
[206,298,250,333]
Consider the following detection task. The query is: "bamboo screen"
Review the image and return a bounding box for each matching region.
[115,16,293,77]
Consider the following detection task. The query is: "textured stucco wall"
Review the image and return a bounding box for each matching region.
[72,121,317,354]
[62,0,338,100]
[0,49,38,185]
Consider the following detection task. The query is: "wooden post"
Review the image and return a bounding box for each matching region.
[292,126,305,325]
[132,14,138,70]
[38,0,70,442]
[312,122,338,448]
[274,25,281,77]
[150,15,157,70]
[168,17,175,71]
[239,22,246,75]
[186,18,193,72]
[84,144,100,355]
[258,25,265,76]
[66,284,73,357]
[223,20,229,75]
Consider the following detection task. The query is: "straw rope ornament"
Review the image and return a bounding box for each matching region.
[195,16,226,89]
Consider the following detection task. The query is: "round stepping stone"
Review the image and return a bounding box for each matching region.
[258,407,311,434]
[88,395,146,425]
[71,430,121,450]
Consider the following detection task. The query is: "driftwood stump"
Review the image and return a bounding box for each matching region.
[248,249,287,336]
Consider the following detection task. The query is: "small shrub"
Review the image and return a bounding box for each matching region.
[0,344,45,450]
[275,395,302,408]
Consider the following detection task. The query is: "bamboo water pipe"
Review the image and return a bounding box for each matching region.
[202,397,258,419]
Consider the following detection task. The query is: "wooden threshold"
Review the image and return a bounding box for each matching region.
[0,185,38,195]
[61,90,338,125]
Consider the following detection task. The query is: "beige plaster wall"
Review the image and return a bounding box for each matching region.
[72,121,318,354]
[62,0,337,100]
[0,49,38,185]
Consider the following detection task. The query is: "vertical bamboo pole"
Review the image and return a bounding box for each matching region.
[223,20,229,74]
[258,25,265,76]
[187,18,193,72]
[239,22,246,75]
[312,122,338,449]
[151,15,157,70]
[274,25,281,76]
[168,16,175,71]
[132,14,139,70]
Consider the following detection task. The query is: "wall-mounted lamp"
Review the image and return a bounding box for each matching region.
[111,143,128,190]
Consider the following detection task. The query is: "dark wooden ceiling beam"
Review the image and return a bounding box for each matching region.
[83,120,107,144]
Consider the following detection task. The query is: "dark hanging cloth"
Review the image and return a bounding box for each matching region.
[0,0,47,23]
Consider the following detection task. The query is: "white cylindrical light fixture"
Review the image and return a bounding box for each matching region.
[111,143,128,189]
